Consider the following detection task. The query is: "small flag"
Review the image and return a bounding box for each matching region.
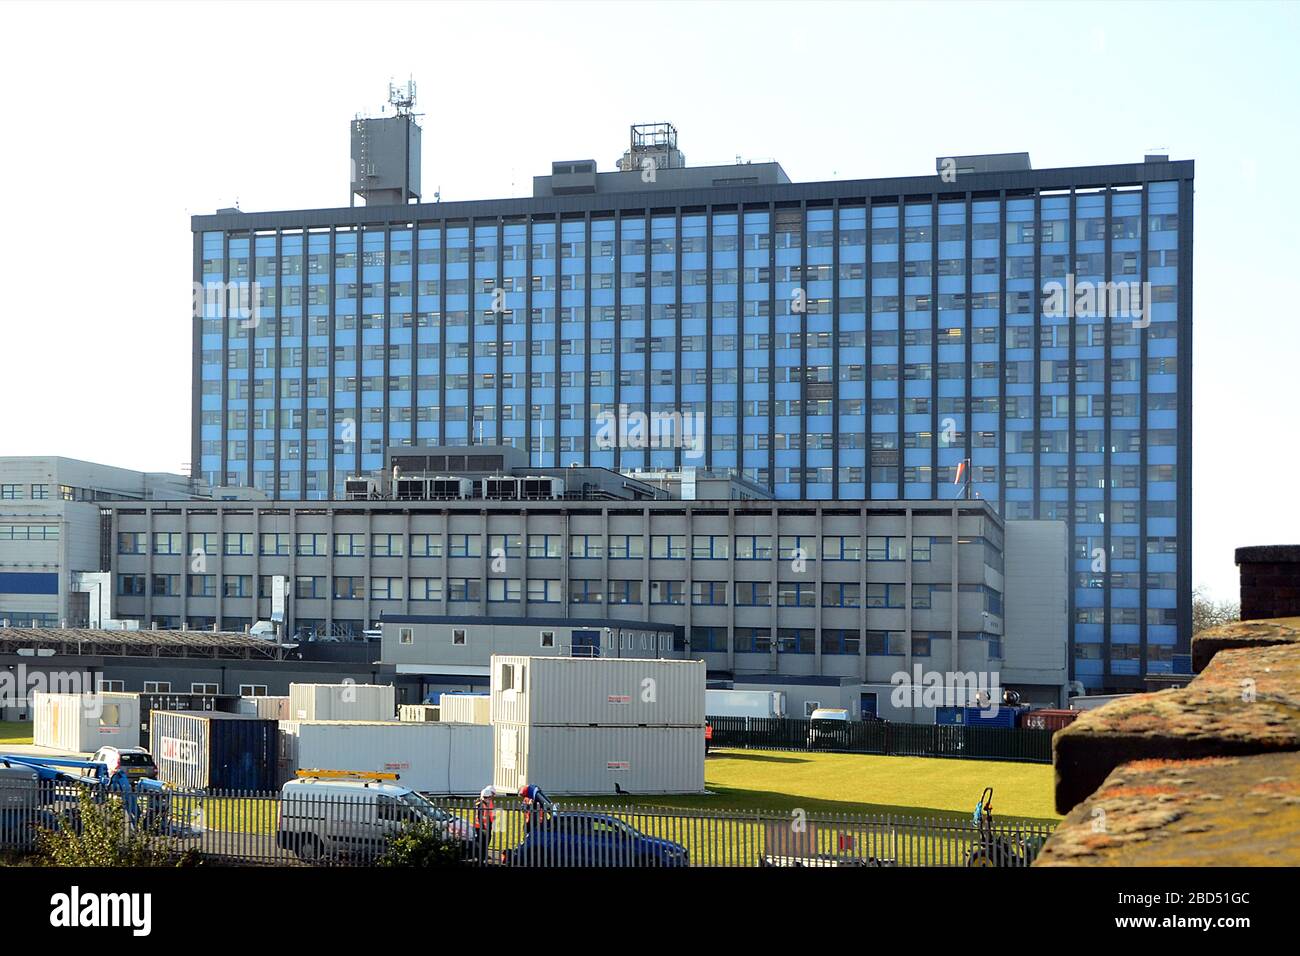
[954,460,968,485]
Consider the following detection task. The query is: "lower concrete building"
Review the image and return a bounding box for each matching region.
[107,496,1070,714]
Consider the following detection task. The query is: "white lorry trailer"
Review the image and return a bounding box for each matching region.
[705,689,786,719]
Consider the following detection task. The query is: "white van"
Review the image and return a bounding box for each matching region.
[276,777,472,862]
[807,708,852,749]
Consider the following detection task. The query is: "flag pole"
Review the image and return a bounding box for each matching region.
[954,457,972,500]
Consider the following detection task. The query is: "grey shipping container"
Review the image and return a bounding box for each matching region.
[137,694,242,749]
[490,656,706,727]
[493,723,705,795]
[289,683,396,721]
[150,711,278,791]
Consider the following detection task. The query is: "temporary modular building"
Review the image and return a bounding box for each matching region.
[493,724,704,795]
[278,720,491,794]
[289,683,396,722]
[438,694,490,725]
[398,704,440,722]
[490,657,705,727]
[32,692,141,753]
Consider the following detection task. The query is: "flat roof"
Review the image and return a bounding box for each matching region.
[0,628,284,659]
[192,159,1194,233]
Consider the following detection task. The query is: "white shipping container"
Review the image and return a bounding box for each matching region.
[491,656,705,727]
[398,704,440,722]
[32,692,141,753]
[239,696,290,720]
[439,694,490,725]
[289,683,396,722]
[493,723,705,795]
[278,720,491,794]
[705,689,786,719]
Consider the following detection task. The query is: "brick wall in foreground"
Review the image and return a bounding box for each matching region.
[1236,545,1300,622]
[1034,618,1300,866]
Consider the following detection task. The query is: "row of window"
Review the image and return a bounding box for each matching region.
[199,312,1177,360]
[203,229,1171,280]
[96,679,265,695]
[687,626,1002,658]
[127,573,1000,608]
[0,483,54,500]
[394,624,1001,659]
[1074,643,1179,661]
[0,524,59,541]
[202,211,1174,277]
[1076,607,1179,626]
[200,382,1178,422]
[117,530,944,562]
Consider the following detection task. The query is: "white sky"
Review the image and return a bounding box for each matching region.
[0,0,1296,602]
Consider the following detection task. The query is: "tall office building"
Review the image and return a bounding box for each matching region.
[191,120,1191,689]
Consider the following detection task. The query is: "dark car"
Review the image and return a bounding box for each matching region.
[502,812,688,867]
[90,747,157,785]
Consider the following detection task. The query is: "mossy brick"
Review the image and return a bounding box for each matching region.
[1191,616,1300,672]
[1053,643,1300,814]
[1235,545,1300,565]
[1035,751,1300,866]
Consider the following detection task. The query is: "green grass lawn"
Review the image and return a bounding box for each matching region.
[0,721,33,746]
[175,794,280,836]
[597,748,1061,824]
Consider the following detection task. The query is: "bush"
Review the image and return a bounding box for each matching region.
[375,822,469,868]
[38,787,200,868]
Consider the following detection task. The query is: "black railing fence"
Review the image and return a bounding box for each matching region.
[707,715,1054,763]
[0,779,1054,868]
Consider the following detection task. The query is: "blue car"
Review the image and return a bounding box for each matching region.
[502,812,689,867]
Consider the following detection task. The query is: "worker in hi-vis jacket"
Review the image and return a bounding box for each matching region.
[519,784,552,830]
[473,787,496,861]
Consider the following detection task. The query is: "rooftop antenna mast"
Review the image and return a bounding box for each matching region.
[389,77,418,117]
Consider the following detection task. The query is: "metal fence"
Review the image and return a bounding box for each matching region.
[0,779,1054,868]
[708,716,1055,763]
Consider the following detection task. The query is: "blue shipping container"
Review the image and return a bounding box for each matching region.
[962,705,1023,729]
[151,711,278,791]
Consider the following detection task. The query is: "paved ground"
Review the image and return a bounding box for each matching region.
[0,743,86,759]
[197,829,300,865]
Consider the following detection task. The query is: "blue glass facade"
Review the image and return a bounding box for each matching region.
[193,159,1192,689]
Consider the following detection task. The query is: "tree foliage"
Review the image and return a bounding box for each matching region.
[38,787,200,867]
[1192,586,1240,635]
[375,821,469,868]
